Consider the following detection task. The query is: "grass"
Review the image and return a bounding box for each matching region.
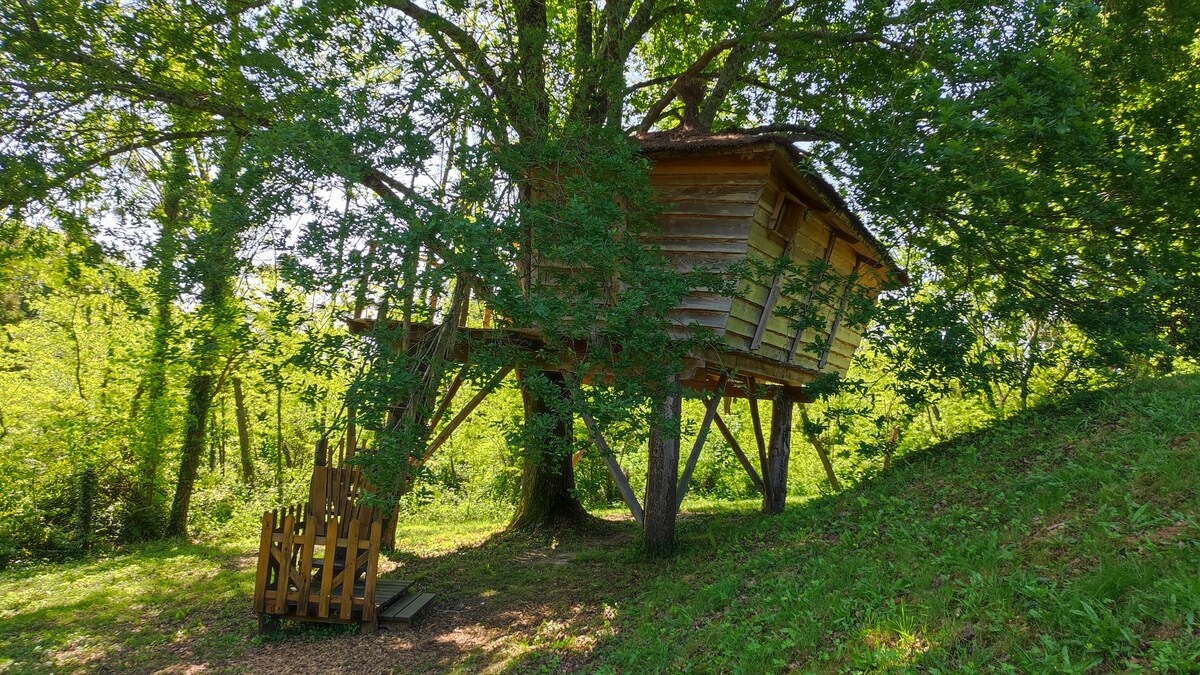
[1,375,1198,672]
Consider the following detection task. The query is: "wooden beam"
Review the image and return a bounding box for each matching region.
[746,378,772,505]
[750,237,797,351]
[787,228,838,362]
[818,258,866,370]
[419,365,513,466]
[798,404,841,491]
[579,409,644,525]
[713,411,764,493]
[427,364,469,432]
[676,374,728,509]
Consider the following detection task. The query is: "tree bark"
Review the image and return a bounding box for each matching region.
[644,377,681,554]
[232,376,254,483]
[763,391,793,514]
[167,369,216,536]
[509,370,590,530]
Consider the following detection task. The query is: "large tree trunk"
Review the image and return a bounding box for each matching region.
[509,370,589,530]
[644,377,681,555]
[126,142,187,541]
[763,391,793,515]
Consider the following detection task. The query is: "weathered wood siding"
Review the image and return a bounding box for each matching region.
[722,166,884,378]
[643,156,767,337]
[530,144,894,387]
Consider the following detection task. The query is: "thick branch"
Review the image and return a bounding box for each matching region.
[637,37,738,132]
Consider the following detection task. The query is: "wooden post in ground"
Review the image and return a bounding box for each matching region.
[763,390,794,515]
[797,405,842,491]
[644,376,682,554]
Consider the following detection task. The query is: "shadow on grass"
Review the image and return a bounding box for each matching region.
[0,540,254,673]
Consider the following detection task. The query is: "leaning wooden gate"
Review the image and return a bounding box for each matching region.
[253,511,384,628]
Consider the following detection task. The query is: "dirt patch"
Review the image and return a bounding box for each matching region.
[226,525,638,674]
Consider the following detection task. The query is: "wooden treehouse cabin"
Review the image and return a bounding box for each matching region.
[598,132,907,546]
[253,132,904,629]
[636,132,906,390]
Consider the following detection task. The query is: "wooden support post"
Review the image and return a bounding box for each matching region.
[345,406,356,460]
[676,375,728,509]
[644,377,682,555]
[579,410,644,525]
[763,391,794,515]
[798,405,842,491]
[428,364,469,432]
[746,379,772,505]
[713,412,764,493]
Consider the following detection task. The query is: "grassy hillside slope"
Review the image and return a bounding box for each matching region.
[589,375,1200,672]
[0,375,1197,673]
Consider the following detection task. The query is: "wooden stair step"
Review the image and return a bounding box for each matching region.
[374,579,415,611]
[378,592,436,625]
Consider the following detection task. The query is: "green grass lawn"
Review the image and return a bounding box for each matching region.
[1,375,1198,673]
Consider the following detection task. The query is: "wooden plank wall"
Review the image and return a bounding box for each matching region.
[643,157,766,338]
[725,170,885,378]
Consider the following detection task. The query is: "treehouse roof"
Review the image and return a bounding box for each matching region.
[636,131,908,287]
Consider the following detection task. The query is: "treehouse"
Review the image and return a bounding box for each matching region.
[635,131,906,393]
[253,133,905,631]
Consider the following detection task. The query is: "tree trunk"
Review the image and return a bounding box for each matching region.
[509,370,589,530]
[165,137,244,538]
[644,377,681,555]
[763,391,793,515]
[166,370,216,536]
[232,376,254,482]
[126,141,186,541]
[276,382,291,468]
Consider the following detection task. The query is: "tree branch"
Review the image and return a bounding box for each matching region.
[1,130,219,212]
[636,37,738,132]
[379,1,509,108]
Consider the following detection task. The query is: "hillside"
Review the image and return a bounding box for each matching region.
[1,375,1198,672]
